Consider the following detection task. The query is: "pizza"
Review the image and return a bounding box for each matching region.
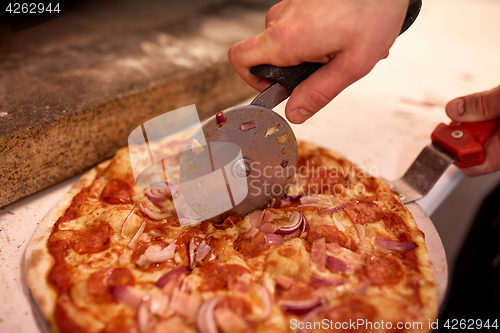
[25,140,437,333]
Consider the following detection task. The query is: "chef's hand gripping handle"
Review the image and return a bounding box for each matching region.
[250,63,323,90]
[249,0,421,89]
[431,119,499,168]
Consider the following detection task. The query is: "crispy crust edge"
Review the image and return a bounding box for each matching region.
[24,160,111,333]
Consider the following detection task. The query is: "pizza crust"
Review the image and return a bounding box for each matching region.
[24,161,111,333]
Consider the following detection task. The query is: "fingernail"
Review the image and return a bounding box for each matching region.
[290,108,313,123]
[450,98,465,116]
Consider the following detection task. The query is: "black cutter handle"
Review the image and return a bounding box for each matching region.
[250,0,422,90]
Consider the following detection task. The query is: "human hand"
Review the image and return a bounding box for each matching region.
[446,86,500,176]
[228,0,409,124]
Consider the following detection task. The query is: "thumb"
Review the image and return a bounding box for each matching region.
[446,85,500,122]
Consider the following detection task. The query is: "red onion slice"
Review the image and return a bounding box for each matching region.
[156,266,190,288]
[302,215,311,233]
[280,160,289,168]
[300,305,328,333]
[265,234,285,246]
[137,298,151,333]
[121,207,136,238]
[216,111,226,126]
[139,199,170,220]
[326,256,349,274]
[189,235,211,269]
[145,243,176,263]
[196,296,223,333]
[275,211,302,235]
[111,285,145,309]
[353,275,371,295]
[259,222,279,234]
[193,240,214,267]
[189,237,197,269]
[376,237,418,252]
[318,203,346,215]
[240,121,256,131]
[255,286,271,319]
[280,298,321,314]
[144,188,168,203]
[128,221,146,249]
[311,274,344,287]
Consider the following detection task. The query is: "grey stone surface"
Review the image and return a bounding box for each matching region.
[0,1,273,207]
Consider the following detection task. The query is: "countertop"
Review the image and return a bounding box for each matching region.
[1,0,500,331]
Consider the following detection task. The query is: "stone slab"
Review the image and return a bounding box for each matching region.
[0,1,274,207]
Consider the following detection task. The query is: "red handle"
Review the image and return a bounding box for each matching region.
[431,119,499,168]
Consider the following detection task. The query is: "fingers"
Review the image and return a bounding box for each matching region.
[228,30,296,92]
[228,35,272,92]
[265,1,286,28]
[460,130,500,177]
[446,86,500,122]
[285,51,374,124]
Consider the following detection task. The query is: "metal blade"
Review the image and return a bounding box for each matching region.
[251,83,291,110]
[388,144,456,204]
[181,104,298,223]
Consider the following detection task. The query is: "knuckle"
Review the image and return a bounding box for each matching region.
[305,89,332,111]
[479,93,492,119]
[343,56,373,80]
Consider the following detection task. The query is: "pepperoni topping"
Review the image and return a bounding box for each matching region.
[234,233,270,259]
[344,197,385,224]
[382,213,420,272]
[198,263,250,292]
[200,220,212,233]
[203,235,226,263]
[71,220,113,254]
[54,301,89,333]
[310,238,326,271]
[325,298,377,332]
[382,212,408,236]
[87,267,135,303]
[306,225,357,252]
[363,255,404,285]
[100,179,135,205]
[72,192,88,206]
[143,215,179,228]
[175,230,201,265]
[297,153,322,169]
[47,240,72,295]
[360,176,379,193]
[212,214,242,230]
[275,278,315,301]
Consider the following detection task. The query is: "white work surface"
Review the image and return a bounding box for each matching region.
[1,0,500,331]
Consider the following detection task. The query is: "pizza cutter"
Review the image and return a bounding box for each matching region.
[178,3,426,223]
[179,64,322,223]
